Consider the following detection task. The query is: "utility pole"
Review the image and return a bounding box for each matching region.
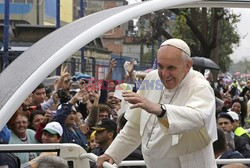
[56,0,60,29]
[2,0,10,71]
[56,0,61,75]
[36,0,40,25]
[79,0,85,73]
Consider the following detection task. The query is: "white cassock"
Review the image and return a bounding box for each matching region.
[105,69,218,168]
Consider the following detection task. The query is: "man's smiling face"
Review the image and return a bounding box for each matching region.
[157,46,192,90]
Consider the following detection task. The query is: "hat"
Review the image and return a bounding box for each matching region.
[92,119,117,132]
[0,125,10,144]
[90,130,96,140]
[57,104,76,112]
[218,112,234,123]
[227,111,239,121]
[43,122,63,136]
[160,38,191,56]
[75,72,92,81]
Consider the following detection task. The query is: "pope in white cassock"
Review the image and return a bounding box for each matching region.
[97,38,218,168]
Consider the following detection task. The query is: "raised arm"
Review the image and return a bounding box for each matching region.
[105,59,117,81]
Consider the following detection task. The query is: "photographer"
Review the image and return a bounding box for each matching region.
[55,65,73,104]
[53,89,89,150]
[57,88,71,104]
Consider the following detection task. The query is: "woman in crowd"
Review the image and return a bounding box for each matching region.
[9,112,39,164]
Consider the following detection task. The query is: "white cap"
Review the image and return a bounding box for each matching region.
[227,111,239,121]
[43,122,63,136]
[160,38,191,56]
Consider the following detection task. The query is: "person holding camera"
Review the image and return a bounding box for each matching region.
[53,89,89,150]
[55,65,73,104]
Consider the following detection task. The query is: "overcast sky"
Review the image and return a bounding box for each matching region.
[127,0,250,63]
[230,9,250,63]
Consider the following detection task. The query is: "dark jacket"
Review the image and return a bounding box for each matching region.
[90,147,105,168]
[239,86,250,98]
[0,153,20,168]
[54,103,88,150]
[217,150,244,168]
[234,135,250,158]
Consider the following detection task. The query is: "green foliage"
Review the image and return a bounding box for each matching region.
[172,13,195,46]
[142,47,158,64]
[172,8,240,72]
[217,10,240,72]
[142,51,153,63]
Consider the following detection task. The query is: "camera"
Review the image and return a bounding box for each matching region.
[57,89,71,103]
[71,76,77,82]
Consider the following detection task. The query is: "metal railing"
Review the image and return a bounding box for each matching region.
[1,144,250,167]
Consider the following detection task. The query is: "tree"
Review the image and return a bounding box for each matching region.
[137,7,240,72]
[171,8,240,72]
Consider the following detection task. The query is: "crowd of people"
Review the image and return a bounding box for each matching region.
[0,55,144,168]
[1,38,250,168]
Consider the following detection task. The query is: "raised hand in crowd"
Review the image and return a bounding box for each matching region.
[110,59,116,71]
[93,89,101,107]
[69,89,88,105]
[106,59,117,81]
[85,89,101,111]
[125,59,138,90]
[53,76,60,91]
[85,88,101,128]
[127,59,135,78]
[51,91,60,110]
[79,78,88,90]
[81,90,90,106]
[75,111,90,135]
[41,110,53,125]
[78,81,89,103]
[57,65,71,91]
[78,122,90,135]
